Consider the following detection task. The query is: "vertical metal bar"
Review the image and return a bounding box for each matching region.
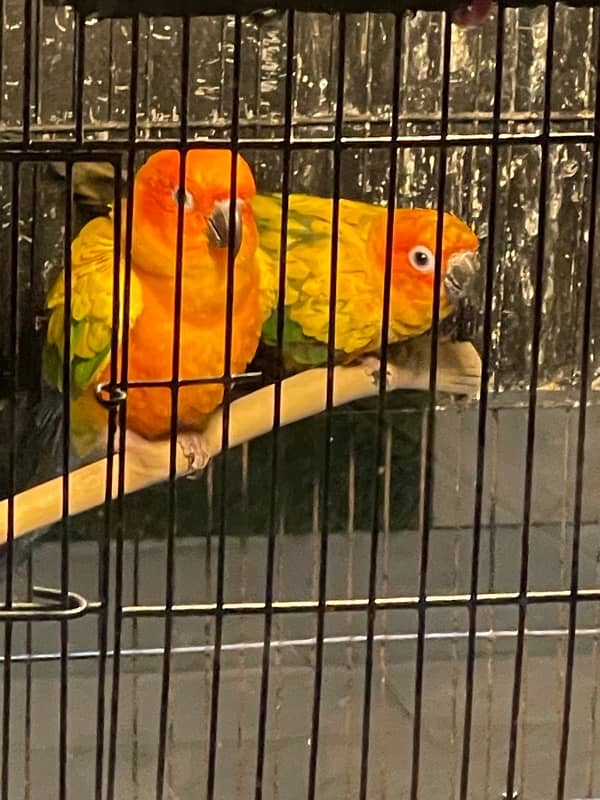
[25,148,39,800]
[88,7,122,792]
[484,411,499,800]
[107,19,115,124]
[450,410,464,799]
[345,441,356,800]
[33,0,42,128]
[22,0,32,145]
[306,14,346,800]
[358,11,402,800]
[254,10,295,800]
[1,161,19,800]
[518,636,529,797]
[410,12,452,800]
[155,14,190,799]
[505,4,555,797]
[94,160,122,800]
[273,516,284,800]
[377,425,393,799]
[555,8,600,797]
[24,552,33,800]
[0,0,5,123]
[106,12,140,800]
[59,158,74,800]
[588,594,600,797]
[131,643,140,800]
[73,10,85,144]
[217,16,228,124]
[458,5,505,797]
[206,15,242,800]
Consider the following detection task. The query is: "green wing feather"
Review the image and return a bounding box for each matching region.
[43,214,144,397]
[253,192,382,370]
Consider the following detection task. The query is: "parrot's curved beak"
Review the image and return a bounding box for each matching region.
[444,250,478,303]
[207,198,242,258]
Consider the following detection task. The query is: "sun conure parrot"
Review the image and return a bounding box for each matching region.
[40,148,263,463]
[251,193,480,373]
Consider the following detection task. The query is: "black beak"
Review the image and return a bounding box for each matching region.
[443,251,479,303]
[207,199,242,258]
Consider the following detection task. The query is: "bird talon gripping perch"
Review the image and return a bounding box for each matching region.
[360,356,402,392]
[177,433,210,477]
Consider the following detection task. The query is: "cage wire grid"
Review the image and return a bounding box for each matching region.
[0,1,600,800]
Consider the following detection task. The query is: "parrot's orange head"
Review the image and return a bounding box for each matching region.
[373,207,479,310]
[131,148,257,277]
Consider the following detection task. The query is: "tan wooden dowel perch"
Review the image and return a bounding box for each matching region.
[0,337,482,544]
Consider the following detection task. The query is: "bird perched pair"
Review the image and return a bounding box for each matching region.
[41,148,480,469]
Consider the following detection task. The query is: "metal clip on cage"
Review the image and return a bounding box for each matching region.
[0,586,88,621]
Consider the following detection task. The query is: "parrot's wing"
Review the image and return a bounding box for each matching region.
[43,215,144,396]
[253,193,382,369]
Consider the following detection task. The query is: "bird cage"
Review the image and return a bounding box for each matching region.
[1,0,600,799]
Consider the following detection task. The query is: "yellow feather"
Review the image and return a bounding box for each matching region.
[47,306,65,352]
[45,213,144,394]
[253,194,476,355]
[253,194,385,353]
[71,289,91,322]
[73,322,97,360]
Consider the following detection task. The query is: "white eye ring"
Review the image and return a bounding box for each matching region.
[408,245,435,272]
[173,187,194,210]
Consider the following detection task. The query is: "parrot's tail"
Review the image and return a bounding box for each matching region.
[15,389,68,492]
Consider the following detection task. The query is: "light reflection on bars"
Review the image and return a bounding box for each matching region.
[3,626,600,665]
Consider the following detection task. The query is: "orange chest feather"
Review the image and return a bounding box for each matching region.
[99,263,262,438]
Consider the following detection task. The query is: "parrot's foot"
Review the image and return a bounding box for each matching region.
[176,432,210,477]
[113,428,209,479]
[360,356,402,392]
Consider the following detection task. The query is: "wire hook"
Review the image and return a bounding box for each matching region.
[0,585,89,621]
[94,382,127,410]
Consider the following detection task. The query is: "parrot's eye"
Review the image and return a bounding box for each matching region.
[173,187,194,211]
[408,246,435,272]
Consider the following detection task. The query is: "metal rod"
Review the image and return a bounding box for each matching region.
[358,11,403,800]
[555,5,600,796]
[0,159,19,800]
[459,5,505,797]
[253,10,295,800]
[505,5,556,796]
[106,12,140,800]
[410,11,452,800]
[206,15,243,800]
[306,13,346,800]
[93,158,123,800]
[155,14,191,800]
[0,130,598,156]
[5,625,600,667]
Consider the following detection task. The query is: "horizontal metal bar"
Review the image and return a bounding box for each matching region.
[95,370,263,396]
[0,130,595,158]
[4,626,600,666]
[13,583,600,625]
[0,149,123,163]
[0,586,89,621]
[3,387,599,415]
[72,588,600,619]
[0,109,593,139]
[43,0,600,19]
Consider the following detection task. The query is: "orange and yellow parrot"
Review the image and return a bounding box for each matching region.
[252,193,480,372]
[42,148,263,460]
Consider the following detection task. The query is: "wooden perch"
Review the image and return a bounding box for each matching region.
[0,336,482,544]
